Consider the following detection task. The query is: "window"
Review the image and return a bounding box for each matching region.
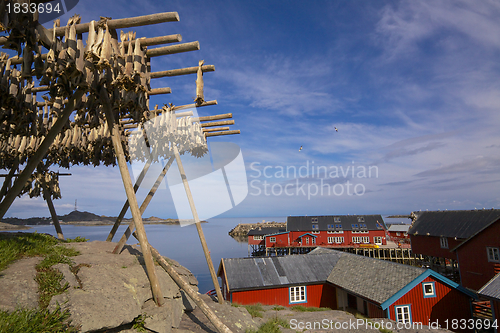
[422,282,436,298]
[440,237,448,249]
[361,237,369,243]
[357,217,365,223]
[328,237,334,244]
[253,235,263,240]
[311,230,320,234]
[269,237,276,242]
[487,247,500,262]
[334,217,341,223]
[289,286,306,303]
[305,237,309,245]
[351,224,359,230]
[312,224,319,230]
[360,223,367,229]
[376,221,383,229]
[335,224,343,230]
[311,218,318,223]
[327,224,335,230]
[396,232,401,236]
[335,237,344,244]
[352,237,361,244]
[312,237,316,244]
[374,236,382,245]
[395,305,411,324]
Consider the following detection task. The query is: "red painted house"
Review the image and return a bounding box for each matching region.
[387,224,411,243]
[247,227,284,247]
[266,215,387,248]
[218,248,476,330]
[451,215,500,290]
[408,209,500,263]
[478,273,500,332]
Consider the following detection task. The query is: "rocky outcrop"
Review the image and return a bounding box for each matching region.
[228,222,286,237]
[45,241,198,332]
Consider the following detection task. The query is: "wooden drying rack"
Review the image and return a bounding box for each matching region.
[0,3,236,331]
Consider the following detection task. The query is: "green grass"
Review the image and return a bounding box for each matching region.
[0,232,85,331]
[244,304,264,318]
[271,305,285,311]
[246,318,290,333]
[379,328,393,333]
[290,305,329,312]
[0,304,76,333]
[64,236,88,243]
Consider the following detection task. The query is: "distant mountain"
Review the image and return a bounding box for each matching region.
[1,211,176,225]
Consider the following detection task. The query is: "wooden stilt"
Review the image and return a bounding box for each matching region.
[113,155,175,254]
[42,183,64,240]
[146,239,233,333]
[106,157,153,242]
[100,87,164,307]
[172,144,224,304]
[0,89,85,220]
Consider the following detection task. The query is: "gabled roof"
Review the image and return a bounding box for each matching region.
[478,273,500,301]
[219,252,343,291]
[408,209,500,239]
[248,228,286,236]
[326,253,425,305]
[387,224,411,232]
[286,215,386,232]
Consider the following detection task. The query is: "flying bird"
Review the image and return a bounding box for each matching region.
[335,127,338,132]
[299,146,303,151]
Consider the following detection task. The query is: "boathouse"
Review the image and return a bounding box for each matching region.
[387,224,411,244]
[408,209,500,286]
[218,248,476,326]
[285,215,387,247]
[451,215,500,290]
[478,273,500,332]
[247,227,284,247]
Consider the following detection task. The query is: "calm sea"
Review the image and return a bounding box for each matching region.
[8,216,286,293]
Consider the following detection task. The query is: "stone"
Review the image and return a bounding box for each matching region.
[0,256,41,311]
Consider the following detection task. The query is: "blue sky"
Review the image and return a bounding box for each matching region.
[5,0,500,219]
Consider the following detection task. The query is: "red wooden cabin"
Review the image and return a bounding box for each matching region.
[452,216,500,290]
[478,273,500,333]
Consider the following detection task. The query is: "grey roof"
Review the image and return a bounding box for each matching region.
[478,273,500,301]
[408,209,500,239]
[221,252,343,291]
[247,228,285,236]
[387,224,411,232]
[287,215,386,232]
[326,252,425,304]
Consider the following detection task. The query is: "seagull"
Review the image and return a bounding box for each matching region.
[299,146,303,151]
[334,127,338,132]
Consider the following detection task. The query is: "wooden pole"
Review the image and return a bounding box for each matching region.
[205,130,240,137]
[202,127,230,132]
[201,120,234,128]
[197,113,232,122]
[106,158,153,242]
[172,144,224,304]
[0,158,19,201]
[0,89,85,220]
[148,87,172,95]
[42,185,64,240]
[150,65,215,79]
[113,156,175,254]
[147,41,200,57]
[100,87,164,307]
[145,240,233,333]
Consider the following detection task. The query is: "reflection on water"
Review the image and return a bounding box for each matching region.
[8,216,285,293]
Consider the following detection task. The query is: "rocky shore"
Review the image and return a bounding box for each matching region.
[228,222,286,237]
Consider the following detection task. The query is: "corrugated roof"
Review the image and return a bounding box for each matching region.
[222,252,343,291]
[286,215,386,232]
[387,224,411,232]
[326,253,425,304]
[408,209,500,239]
[248,228,286,236]
[478,273,500,301]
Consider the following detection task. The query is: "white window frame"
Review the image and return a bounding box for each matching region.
[395,305,411,324]
[374,236,382,245]
[440,237,448,249]
[335,237,344,244]
[352,237,361,244]
[289,286,306,303]
[269,237,276,242]
[422,282,436,298]
[328,237,334,244]
[487,247,500,262]
[361,236,370,243]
